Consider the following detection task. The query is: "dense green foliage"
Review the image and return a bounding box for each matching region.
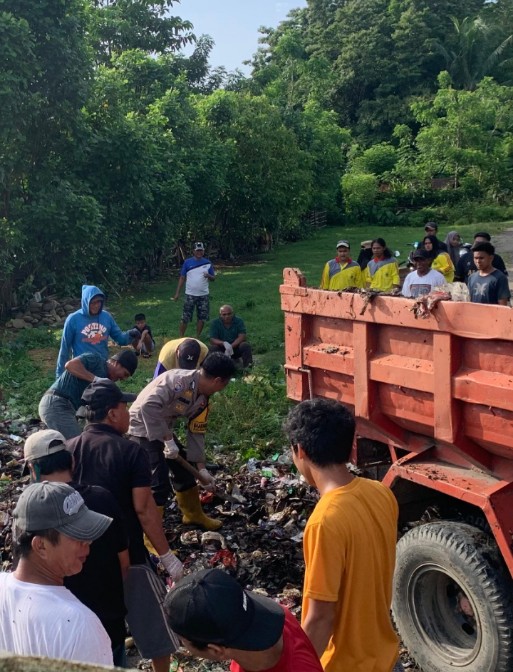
[2,0,513,318]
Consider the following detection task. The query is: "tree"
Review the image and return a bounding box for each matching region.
[432,15,513,90]
[88,0,194,64]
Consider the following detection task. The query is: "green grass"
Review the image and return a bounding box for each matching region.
[1,221,511,457]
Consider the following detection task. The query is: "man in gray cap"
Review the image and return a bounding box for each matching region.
[39,349,138,439]
[0,481,114,666]
[22,429,130,668]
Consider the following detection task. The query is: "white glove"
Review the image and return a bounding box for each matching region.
[92,376,111,384]
[159,550,184,581]
[198,468,216,492]
[163,438,180,459]
[223,341,234,357]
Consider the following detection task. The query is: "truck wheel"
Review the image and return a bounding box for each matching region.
[393,522,513,672]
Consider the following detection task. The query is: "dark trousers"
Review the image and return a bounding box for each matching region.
[209,342,253,367]
[128,435,195,505]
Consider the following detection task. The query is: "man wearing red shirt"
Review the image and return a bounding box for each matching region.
[164,568,322,672]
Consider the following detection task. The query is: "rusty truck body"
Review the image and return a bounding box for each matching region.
[281,267,513,672]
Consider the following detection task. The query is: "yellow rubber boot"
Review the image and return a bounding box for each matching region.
[144,505,164,555]
[175,486,222,531]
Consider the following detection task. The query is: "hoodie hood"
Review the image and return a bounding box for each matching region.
[81,285,105,316]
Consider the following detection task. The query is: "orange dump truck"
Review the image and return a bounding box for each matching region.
[281,267,513,672]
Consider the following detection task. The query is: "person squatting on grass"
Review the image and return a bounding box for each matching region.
[209,304,253,369]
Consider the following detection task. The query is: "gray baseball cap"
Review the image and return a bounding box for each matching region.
[13,482,112,541]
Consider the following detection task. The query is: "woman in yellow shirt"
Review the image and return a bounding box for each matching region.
[423,235,454,282]
[364,238,400,291]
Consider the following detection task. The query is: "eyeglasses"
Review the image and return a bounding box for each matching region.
[221,312,233,316]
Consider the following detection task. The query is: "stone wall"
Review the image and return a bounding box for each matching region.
[4,297,79,330]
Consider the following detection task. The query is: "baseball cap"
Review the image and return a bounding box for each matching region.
[13,481,112,541]
[111,350,138,376]
[81,379,137,411]
[424,222,438,231]
[336,240,350,249]
[194,242,205,251]
[22,429,68,476]
[177,339,202,369]
[164,568,285,651]
[412,249,431,260]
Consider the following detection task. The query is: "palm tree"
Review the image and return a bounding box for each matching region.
[432,16,513,90]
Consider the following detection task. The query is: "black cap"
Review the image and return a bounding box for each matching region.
[177,339,202,369]
[164,569,285,651]
[81,379,137,411]
[424,222,438,231]
[412,249,432,260]
[111,350,138,376]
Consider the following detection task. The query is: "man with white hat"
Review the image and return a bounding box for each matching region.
[0,481,114,666]
[320,240,363,291]
[172,242,215,337]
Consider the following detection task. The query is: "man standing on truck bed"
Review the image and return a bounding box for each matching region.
[320,240,363,290]
[401,249,445,298]
[468,242,511,305]
[283,398,401,672]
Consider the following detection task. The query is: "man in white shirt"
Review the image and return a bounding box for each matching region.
[0,481,114,667]
[172,242,215,337]
[402,250,445,298]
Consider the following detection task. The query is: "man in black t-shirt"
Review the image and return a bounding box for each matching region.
[68,379,182,672]
[468,242,511,305]
[455,232,508,283]
[23,429,129,667]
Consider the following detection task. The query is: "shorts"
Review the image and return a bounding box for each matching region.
[182,294,209,323]
[124,561,179,659]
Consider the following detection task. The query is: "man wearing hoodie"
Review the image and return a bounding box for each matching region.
[56,285,139,377]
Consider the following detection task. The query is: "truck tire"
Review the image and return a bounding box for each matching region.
[392,522,513,672]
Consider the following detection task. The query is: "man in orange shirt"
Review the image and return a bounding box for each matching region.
[284,398,402,672]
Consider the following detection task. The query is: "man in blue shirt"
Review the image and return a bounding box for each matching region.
[172,243,215,337]
[209,305,253,369]
[56,285,140,377]
[39,350,138,439]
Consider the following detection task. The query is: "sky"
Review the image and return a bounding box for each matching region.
[177,0,308,73]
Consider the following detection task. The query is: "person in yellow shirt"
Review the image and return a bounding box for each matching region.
[283,399,401,672]
[320,240,363,290]
[364,238,400,291]
[422,235,454,282]
[154,337,208,378]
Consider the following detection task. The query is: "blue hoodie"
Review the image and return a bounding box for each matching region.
[55,285,131,377]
